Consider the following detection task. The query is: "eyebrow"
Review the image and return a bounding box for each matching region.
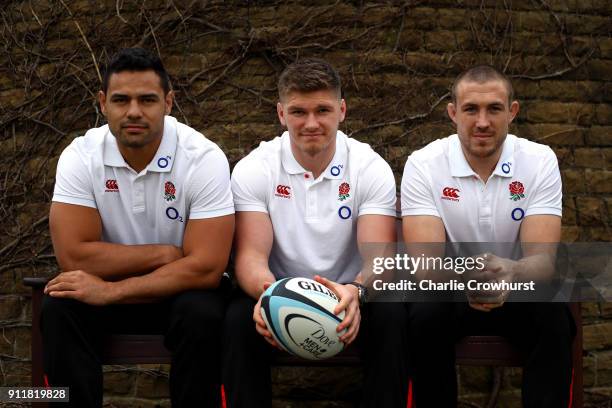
[110,92,160,99]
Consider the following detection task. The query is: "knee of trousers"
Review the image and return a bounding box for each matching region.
[170,290,225,332]
[223,296,258,340]
[408,303,456,343]
[40,296,88,331]
[529,304,575,346]
[364,302,409,334]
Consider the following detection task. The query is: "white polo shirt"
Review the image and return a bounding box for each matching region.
[401,134,562,242]
[53,116,234,247]
[232,131,397,284]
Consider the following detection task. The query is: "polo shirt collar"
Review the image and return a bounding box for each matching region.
[280,131,347,178]
[102,116,178,173]
[147,116,177,173]
[102,126,127,168]
[322,131,347,180]
[449,134,476,178]
[448,133,517,178]
[492,134,516,178]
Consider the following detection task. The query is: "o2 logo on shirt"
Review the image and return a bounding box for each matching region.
[338,206,352,220]
[166,207,184,223]
[511,208,525,221]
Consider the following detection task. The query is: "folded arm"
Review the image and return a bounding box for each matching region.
[50,202,183,280]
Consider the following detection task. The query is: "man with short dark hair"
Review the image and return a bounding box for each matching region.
[223,58,409,407]
[401,65,574,407]
[42,48,235,407]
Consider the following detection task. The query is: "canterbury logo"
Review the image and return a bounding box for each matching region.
[275,185,291,198]
[105,179,119,192]
[441,187,460,201]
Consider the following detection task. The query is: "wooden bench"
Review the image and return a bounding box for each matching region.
[24,277,583,407]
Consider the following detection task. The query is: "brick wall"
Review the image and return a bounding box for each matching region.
[0,0,610,406]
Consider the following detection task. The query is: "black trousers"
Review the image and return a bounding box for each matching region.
[408,302,575,408]
[222,290,410,408]
[40,288,228,408]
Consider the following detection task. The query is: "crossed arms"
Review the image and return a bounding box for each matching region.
[46,202,234,304]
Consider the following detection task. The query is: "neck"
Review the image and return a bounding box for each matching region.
[118,139,162,173]
[292,145,336,179]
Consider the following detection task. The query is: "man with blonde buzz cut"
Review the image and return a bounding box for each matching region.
[223,58,410,407]
[401,65,575,407]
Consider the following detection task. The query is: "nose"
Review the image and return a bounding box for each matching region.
[304,113,319,131]
[476,110,490,130]
[127,99,143,119]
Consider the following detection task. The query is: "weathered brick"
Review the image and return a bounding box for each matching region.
[553,147,572,168]
[408,7,436,30]
[457,365,492,393]
[515,11,556,33]
[437,8,467,29]
[561,226,580,242]
[0,296,24,320]
[595,104,612,125]
[0,88,26,109]
[585,170,612,193]
[564,14,610,36]
[562,197,577,225]
[394,29,425,51]
[520,124,585,146]
[584,322,612,351]
[104,370,135,395]
[562,169,586,193]
[1,361,30,386]
[583,302,600,319]
[587,59,612,81]
[577,197,606,226]
[134,365,170,398]
[574,148,606,169]
[12,327,31,359]
[538,80,605,102]
[525,102,594,125]
[425,30,474,53]
[586,126,612,146]
[584,354,596,387]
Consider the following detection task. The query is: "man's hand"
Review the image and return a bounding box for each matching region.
[314,275,361,345]
[467,253,517,312]
[44,270,117,306]
[253,282,283,350]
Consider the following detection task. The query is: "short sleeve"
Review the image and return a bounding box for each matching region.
[187,148,235,219]
[401,156,440,217]
[357,157,397,217]
[525,148,562,217]
[52,142,97,209]
[231,156,270,213]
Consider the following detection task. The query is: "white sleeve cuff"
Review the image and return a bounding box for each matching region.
[401,208,440,217]
[190,206,235,219]
[52,194,97,209]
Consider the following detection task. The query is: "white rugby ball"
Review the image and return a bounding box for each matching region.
[260,277,346,360]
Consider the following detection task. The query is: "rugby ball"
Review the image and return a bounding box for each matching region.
[260,277,346,360]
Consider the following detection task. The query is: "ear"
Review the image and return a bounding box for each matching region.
[508,100,519,123]
[99,91,107,116]
[447,102,457,124]
[277,102,287,127]
[339,99,347,123]
[165,90,174,115]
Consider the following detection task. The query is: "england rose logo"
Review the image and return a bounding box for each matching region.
[164,181,176,202]
[338,182,350,201]
[509,181,525,201]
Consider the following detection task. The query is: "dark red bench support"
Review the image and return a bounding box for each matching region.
[24,277,583,407]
